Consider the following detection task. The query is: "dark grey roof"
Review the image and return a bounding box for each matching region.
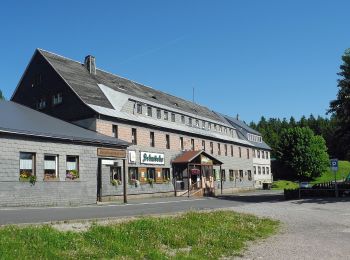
[219,113,271,150]
[38,49,225,122]
[0,101,129,147]
[222,114,261,135]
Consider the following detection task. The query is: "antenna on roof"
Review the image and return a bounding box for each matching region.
[192,87,195,103]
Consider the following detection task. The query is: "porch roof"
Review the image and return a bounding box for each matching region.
[172,150,223,165]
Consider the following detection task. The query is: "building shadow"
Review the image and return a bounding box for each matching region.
[215,193,284,204]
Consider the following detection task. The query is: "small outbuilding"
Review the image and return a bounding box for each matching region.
[0,101,129,207]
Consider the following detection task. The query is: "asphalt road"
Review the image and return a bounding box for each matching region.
[0,190,282,225]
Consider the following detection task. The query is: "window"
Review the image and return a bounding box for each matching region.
[258,166,261,175]
[218,143,221,155]
[128,167,139,182]
[208,123,212,130]
[195,119,199,127]
[247,149,250,159]
[191,139,195,150]
[202,121,206,129]
[254,166,257,175]
[19,152,35,180]
[66,156,79,180]
[229,170,234,181]
[52,93,62,105]
[257,150,261,158]
[44,155,58,180]
[157,109,161,119]
[150,132,155,147]
[239,170,244,178]
[37,98,46,109]
[224,144,227,156]
[263,167,266,175]
[147,168,155,180]
[239,147,242,158]
[162,168,171,181]
[147,106,152,117]
[164,111,169,120]
[267,167,270,175]
[181,115,185,124]
[219,126,222,132]
[166,134,170,149]
[221,169,226,181]
[131,128,137,145]
[210,142,213,154]
[180,137,184,150]
[31,73,42,88]
[248,170,252,181]
[262,151,265,159]
[137,103,142,114]
[202,140,205,151]
[253,149,256,158]
[112,124,118,138]
[266,152,269,159]
[189,118,192,126]
[231,145,234,157]
[111,166,122,183]
[214,124,217,131]
[171,113,175,122]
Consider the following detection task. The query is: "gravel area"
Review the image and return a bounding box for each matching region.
[231,196,350,260]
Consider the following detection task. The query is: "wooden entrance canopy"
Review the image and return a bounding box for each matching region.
[172,150,223,165]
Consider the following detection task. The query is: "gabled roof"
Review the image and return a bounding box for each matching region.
[37,49,225,122]
[0,101,129,147]
[172,150,223,165]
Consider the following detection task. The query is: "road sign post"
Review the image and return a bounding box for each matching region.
[330,159,338,198]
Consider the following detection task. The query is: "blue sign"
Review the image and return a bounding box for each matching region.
[330,159,338,171]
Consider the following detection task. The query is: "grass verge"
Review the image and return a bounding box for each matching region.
[0,211,279,259]
[311,160,350,184]
[272,180,299,190]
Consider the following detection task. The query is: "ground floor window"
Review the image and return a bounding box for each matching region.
[111,166,122,185]
[147,168,155,181]
[44,155,58,180]
[221,169,226,181]
[66,156,79,180]
[129,167,139,181]
[162,168,171,181]
[239,170,244,179]
[248,170,252,181]
[229,170,234,181]
[19,152,35,181]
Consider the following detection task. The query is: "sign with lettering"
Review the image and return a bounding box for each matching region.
[97,148,126,158]
[140,152,165,165]
[201,155,213,165]
[128,151,136,164]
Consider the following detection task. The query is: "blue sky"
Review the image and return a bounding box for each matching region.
[1,0,349,122]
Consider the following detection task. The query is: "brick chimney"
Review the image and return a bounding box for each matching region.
[84,55,96,75]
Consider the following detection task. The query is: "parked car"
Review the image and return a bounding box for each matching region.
[299,182,310,188]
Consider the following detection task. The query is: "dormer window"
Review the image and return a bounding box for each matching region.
[151,95,157,100]
[174,102,179,107]
[52,93,62,106]
[37,98,46,109]
[137,103,142,114]
[118,85,126,91]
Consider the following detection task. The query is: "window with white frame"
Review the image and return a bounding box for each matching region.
[189,118,192,126]
[52,93,63,105]
[44,155,58,180]
[263,167,266,174]
[19,152,35,181]
[195,119,199,127]
[157,108,161,119]
[254,166,256,175]
[181,115,185,124]
[147,106,152,117]
[171,113,175,122]
[66,156,79,180]
[137,103,142,114]
[164,111,169,120]
[258,166,261,174]
[267,167,270,175]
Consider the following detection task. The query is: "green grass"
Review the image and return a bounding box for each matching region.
[0,211,279,260]
[271,180,299,190]
[273,160,350,189]
[311,160,350,184]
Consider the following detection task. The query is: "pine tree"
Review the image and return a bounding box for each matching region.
[329,49,350,159]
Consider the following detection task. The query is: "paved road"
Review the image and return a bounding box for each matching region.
[0,190,282,225]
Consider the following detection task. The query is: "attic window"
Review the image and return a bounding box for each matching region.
[151,95,157,100]
[118,85,126,91]
[174,102,179,107]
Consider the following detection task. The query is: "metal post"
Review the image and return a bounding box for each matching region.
[335,171,338,198]
[173,166,177,197]
[220,165,223,195]
[123,159,127,204]
[187,165,190,198]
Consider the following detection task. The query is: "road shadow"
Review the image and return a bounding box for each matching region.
[291,196,350,205]
[215,193,284,204]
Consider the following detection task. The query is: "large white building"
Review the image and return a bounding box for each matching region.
[11,49,272,200]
